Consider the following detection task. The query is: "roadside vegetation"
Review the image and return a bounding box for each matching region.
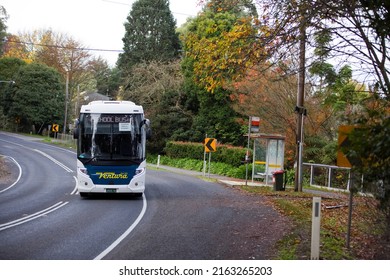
[247,186,389,260]
[147,154,389,259]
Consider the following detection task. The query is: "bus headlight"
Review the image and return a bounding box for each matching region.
[135,167,145,175]
[79,168,88,175]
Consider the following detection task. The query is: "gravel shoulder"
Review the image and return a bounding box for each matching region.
[0,156,15,188]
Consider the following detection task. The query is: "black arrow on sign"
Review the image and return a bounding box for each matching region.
[205,138,216,152]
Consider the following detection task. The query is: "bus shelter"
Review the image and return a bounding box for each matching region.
[251,134,285,185]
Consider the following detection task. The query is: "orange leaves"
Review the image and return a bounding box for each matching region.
[2,34,33,63]
[185,14,267,93]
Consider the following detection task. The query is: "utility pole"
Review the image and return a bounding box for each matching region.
[63,71,69,134]
[245,117,251,186]
[294,10,306,192]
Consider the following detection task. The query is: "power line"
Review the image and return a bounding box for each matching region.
[6,39,124,53]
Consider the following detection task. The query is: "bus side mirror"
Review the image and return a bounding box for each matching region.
[143,119,152,140]
[73,119,79,139]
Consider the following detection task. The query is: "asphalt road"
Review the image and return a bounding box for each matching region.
[0,132,290,260]
[104,169,291,260]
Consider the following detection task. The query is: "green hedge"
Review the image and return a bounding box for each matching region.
[164,141,247,167]
[146,154,249,179]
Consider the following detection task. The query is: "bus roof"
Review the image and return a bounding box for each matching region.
[80,100,144,114]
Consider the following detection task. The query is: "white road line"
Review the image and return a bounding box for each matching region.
[0,139,73,173]
[33,149,73,173]
[1,138,74,173]
[0,201,69,232]
[0,138,28,149]
[50,146,76,155]
[71,176,78,195]
[0,155,22,194]
[94,194,148,260]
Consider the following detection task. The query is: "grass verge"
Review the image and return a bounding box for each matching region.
[239,185,388,259]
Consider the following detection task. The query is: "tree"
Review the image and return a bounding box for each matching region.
[0,57,26,130]
[87,57,120,98]
[308,28,369,140]
[190,89,245,145]
[348,104,390,239]
[183,0,264,92]
[256,0,390,235]
[12,29,97,123]
[118,60,191,153]
[0,57,26,82]
[29,30,91,91]
[118,0,181,71]
[230,66,300,165]
[256,0,390,97]
[329,0,390,96]
[177,0,265,147]
[0,5,7,56]
[7,63,64,133]
[2,34,33,63]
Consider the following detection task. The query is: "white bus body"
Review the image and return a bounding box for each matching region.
[74,101,149,197]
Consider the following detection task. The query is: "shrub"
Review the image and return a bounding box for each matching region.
[164,141,247,167]
[146,154,249,179]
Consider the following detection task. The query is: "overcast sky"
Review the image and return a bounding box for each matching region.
[1,0,203,65]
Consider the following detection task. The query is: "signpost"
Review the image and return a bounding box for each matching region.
[311,197,321,260]
[245,116,260,185]
[203,138,217,177]
[52,123,59,138]
[337,125,358,249]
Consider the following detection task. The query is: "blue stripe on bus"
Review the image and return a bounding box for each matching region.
[85,165,138,185]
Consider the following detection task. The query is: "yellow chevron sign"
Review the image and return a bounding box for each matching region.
[52,124,59,132]
[204,138,217,153]
[337,125,353,168]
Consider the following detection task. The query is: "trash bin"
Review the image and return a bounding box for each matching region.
[272,170,285,191]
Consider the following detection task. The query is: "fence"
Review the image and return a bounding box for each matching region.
[54,133,76,147]
[302,163,351,191]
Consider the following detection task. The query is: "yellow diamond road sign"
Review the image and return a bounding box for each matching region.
[204,138,217,153]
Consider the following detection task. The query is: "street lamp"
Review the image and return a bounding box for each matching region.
[0,80,15,85]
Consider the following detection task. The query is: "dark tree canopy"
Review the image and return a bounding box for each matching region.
[0,57,27,119]
[8,63,64,133]
[118,0,181,70]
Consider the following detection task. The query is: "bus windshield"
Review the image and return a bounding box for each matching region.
[77,113,145,164]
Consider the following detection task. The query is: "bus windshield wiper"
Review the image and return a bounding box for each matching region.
[112,158,142,164]
[82,155,111,164]
[82,156,98,164]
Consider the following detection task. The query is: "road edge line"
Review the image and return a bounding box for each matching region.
[94,194,147,260]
